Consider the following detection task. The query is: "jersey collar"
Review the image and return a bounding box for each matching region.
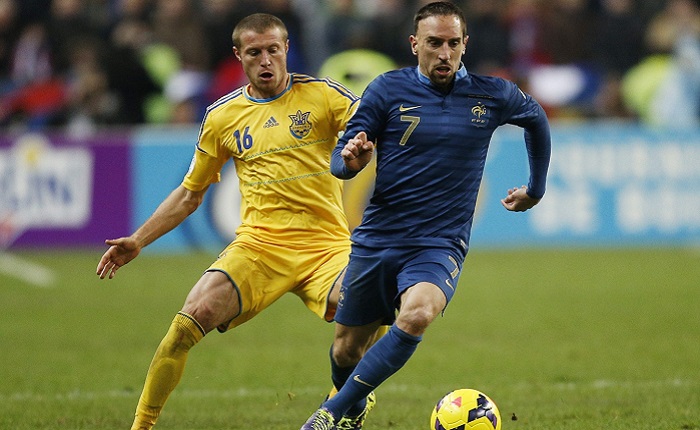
[415,63,468,86]
[244,73,293,103]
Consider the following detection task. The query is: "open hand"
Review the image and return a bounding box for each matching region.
[96,237,141,279]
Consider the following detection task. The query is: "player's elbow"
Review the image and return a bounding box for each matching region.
[181,187,207,214]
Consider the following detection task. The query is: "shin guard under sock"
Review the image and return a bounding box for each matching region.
[324,325,421,418]
[131,312,204,430]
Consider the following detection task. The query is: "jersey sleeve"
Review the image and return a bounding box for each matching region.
[501,80,552,199]
[181,112,231,191]
[331,75,387,179]
[323,77,361,132]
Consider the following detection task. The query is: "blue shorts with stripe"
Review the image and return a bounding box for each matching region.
[334,244,464,327]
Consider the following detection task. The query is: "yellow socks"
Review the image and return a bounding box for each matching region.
[131,312,205,430]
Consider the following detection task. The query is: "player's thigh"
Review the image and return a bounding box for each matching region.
[335,245,404,327]
[394,247,463,334]
[397,247,463,307]
[293,243,350,321]
[182,270,240,333]
[209,237,297,331]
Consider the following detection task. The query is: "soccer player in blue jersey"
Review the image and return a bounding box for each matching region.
[300,2,552,429]
[95,13,379,430]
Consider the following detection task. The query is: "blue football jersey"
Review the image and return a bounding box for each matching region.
[331,65,551,255]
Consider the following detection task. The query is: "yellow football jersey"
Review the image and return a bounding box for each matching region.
[182,74,359,244]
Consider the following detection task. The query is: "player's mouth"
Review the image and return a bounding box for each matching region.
[259,71,274,81]
[435,65,451,77]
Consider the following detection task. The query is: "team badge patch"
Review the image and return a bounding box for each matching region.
[470,102,489,127]
[288,110,312,138]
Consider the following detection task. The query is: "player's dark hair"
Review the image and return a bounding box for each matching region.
[232,13,288,48]
[414,1,467,37]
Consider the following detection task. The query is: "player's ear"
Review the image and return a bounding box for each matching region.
[409,35,418,55]
[285,39,289,53]
[233,46,241,61]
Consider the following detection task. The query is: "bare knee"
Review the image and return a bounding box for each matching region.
[396,282,446,337]
[395,307,434,336]
[332,338,364,367]
[181,301,218,332]
[181,271,239,333]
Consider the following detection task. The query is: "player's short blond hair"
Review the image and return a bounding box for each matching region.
[232,13,288,49]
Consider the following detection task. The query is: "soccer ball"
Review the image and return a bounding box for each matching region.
[430,388,502,430]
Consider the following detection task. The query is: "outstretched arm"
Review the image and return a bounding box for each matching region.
[96,185,206,279]
[505,85,551,202]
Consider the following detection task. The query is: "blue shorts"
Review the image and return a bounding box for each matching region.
[335,244,464,326]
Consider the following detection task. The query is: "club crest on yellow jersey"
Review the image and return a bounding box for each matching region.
[288,109,312,139]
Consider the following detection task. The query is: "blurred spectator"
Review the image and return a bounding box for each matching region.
[509,0,602,118]
[0,21,65,129]
[593,0,645,76]
[109,0,154,24]
[61,37,118,135]
[540,0,595,65]
[0,0,19,87]
[15,0,51,25]
[203,0,253,70]
[106,17,161,124]
[318,48,396,96]
[152,0,210,70]
[622,0,700,126]
[462,0,511,76]
[149,0,212,123]
[325,0,374,55]
[0,0,696,127]
[505,0,550,79]
[290,0,330,73]
[591,0,645,118]
[645,0,700,53]
[368,0,416,67]
[46,0,103,74]
[10,22,52,86]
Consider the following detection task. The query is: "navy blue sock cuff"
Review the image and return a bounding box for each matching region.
[391,325,423,345]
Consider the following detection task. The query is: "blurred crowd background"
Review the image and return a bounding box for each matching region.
[1,0,699,135]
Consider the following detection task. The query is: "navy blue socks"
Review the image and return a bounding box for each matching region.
[325,325,422,418]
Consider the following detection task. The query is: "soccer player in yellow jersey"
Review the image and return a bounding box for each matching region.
[96,13,378,430]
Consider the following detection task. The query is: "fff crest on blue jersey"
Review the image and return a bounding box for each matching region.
[470,102,489,127]
[288,109,312,139]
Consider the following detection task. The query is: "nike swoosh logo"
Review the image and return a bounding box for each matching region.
[399,104,422,112]
[353,375,376,388]
[445,279,454,291]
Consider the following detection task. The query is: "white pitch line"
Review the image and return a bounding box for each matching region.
[0,252,57,288]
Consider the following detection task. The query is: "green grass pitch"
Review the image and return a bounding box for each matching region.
[1,247,698,429]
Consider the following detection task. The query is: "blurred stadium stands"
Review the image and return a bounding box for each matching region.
[1,0,699,130]
[1,0,699,252]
